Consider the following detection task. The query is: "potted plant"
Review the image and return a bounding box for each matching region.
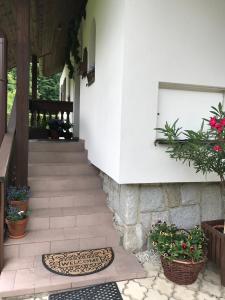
[5,206,29,239]
[62,122,73,140]
[87,65,95,86]
[7,186,30,212]
[150,222,207,285]
[48,119,64,139]
[155,102,225,285]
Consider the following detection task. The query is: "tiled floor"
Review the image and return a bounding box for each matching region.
[4,260,225,300]
[0,246,145,298]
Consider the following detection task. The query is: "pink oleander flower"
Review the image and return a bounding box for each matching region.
[209,117,217,127]
[213,145,222,152]
[215,123,223,133]
[221,118,225,126]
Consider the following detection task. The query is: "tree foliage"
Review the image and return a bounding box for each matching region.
[37,73,60,100]
[7,67,61,114]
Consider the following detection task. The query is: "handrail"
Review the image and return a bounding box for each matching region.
[29,99,73,114]
[0,99,16,181]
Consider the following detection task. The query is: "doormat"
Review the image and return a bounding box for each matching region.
[49,282,123,300]
[42,247,114,276]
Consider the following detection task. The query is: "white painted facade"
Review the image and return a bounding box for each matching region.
[62,0,225,184]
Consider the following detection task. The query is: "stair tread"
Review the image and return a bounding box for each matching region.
[29,174,98,180]
[4,223,117,246]
[30,206,112,218]
[30,189,105,198]
[28,162,93,166]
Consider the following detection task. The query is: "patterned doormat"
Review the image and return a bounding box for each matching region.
[49,282,123,300]
[42,247,114,276]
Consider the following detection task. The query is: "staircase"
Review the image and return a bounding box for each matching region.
[1,140,145,297]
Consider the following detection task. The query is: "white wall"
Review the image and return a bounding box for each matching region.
[119,0,225,183]
[79,0,125,181]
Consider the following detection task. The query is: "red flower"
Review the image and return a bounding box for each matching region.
[213,145,222,152]
[221,118,225,126]
[215,123,223,133]
[190,246,195,253]
[181,243,187,250]
[209,117,217,127]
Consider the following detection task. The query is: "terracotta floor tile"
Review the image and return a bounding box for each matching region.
[0,270,16,294]
[4,245,20,259]
[19,242,50,257]
[14,268,35,289]
[31,229,64,242]
[79,236,106,250]
[33,267,51,293]
[4,257,35,271]
[50,216,76,229]
[50,239,80,253]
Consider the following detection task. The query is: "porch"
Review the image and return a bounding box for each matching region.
[0,0,145,298]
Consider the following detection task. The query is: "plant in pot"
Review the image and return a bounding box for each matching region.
[150,221,207,285]
[156,102,225,285]
[62,122,73,140]
[5,206,29,239]
[7,186,30,212]
[48,119,64,139]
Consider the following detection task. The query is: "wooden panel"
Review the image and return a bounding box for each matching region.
[15,0,30,186]
[0,183,4,271]
[0,33,7,145]
[0,102,16,180]
[0,100,16,273]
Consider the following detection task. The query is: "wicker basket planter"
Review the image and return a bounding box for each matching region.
[202,219,225,286]
[161,256,207,285]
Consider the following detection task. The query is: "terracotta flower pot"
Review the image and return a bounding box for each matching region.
[50,129,59,140]
[5,217,28,239]
[9,200,28,212]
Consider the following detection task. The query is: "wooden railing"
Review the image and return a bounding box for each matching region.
[29,99,73,139]
[0,100,16,271]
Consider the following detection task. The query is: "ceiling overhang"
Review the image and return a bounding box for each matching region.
[0,0,83,76]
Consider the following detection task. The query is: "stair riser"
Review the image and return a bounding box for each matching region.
[27,213,113,230]
[4,235,118,259]
[29,194,106,209]
[28,165,98,177]
[29,177,102,192]
[29,141,84,152]
[29,152,87,163]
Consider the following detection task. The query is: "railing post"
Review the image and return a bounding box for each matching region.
[15,0,30,186]
[32,55,37,100]
[0,33,7,145]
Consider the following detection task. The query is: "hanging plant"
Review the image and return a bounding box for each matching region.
[65,0,88,78]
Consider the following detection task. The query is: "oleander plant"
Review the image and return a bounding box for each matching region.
[156,102,225,185]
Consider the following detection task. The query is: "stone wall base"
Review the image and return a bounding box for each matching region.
[100,172,225,252]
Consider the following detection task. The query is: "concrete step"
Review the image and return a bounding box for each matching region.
[27,206,113,230]
[4,224,120,259]
[28,151,87,163]
[29,140,85,152]
[29,189,107,209]
[28,163,98,177]
[28,175,102,192]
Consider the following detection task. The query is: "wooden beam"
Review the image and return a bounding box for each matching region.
[0,33,7,145]
[32,55,37,100]
[15,0,30,186]
[0,182,4,272]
